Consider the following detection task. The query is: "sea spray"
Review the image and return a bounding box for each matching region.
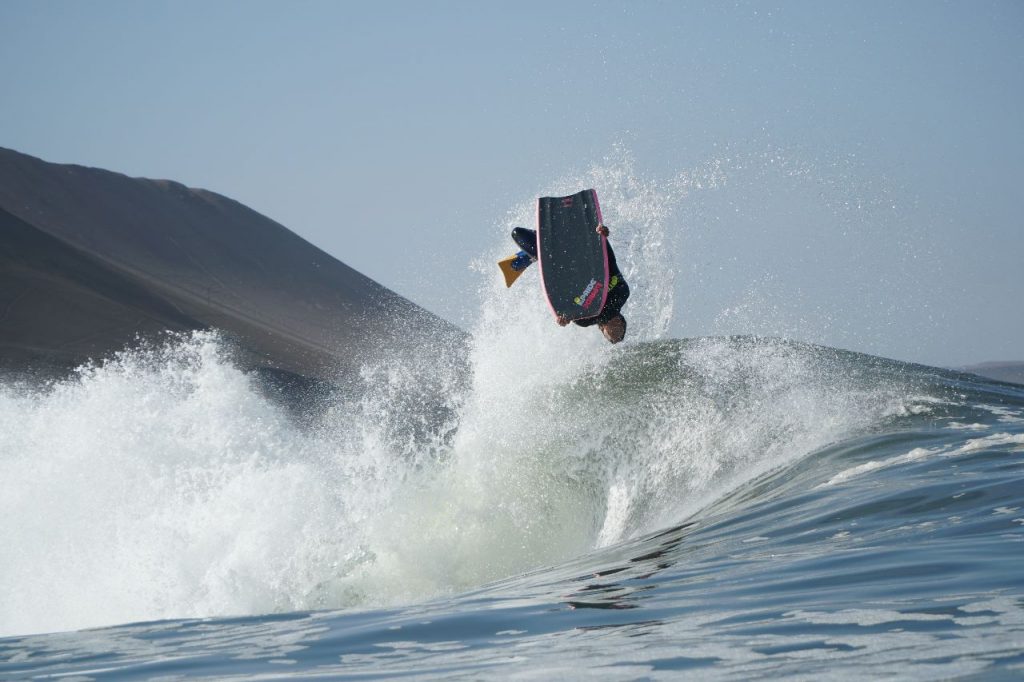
[336,154,920,601]
[0,333,382,635]
[0,334,929,637]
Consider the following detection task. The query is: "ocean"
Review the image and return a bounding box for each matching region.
[2,168,1023,679]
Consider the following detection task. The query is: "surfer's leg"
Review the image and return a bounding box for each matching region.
[509,251,531,271]
[511,227,538,260]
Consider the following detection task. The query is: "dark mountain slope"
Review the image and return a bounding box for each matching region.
[0,147,466,383]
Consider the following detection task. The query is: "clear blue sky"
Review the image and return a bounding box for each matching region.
[2,0,1021,366]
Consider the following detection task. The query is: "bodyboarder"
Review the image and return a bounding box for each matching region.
[509,223,630,344]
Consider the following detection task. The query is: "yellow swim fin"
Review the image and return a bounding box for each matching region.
[497,255,525,288]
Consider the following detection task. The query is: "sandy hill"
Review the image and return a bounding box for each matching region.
[0,147,466,385]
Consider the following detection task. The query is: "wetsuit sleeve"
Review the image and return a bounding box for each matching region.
[606,243,621,279]
[573,242,629,327]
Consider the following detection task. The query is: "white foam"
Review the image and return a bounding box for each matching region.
[978,404,1024,424]
[952,432,1024,454]
[785,608,953,626]
[823,431,1024,487]
[0,334,371,635]
[822,447,933,487]
[948,422,988,431]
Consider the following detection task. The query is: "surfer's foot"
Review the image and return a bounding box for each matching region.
[511,250,534,271]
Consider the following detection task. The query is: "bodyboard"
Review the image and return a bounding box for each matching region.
[497,255,525,288]
[537,189,608,322]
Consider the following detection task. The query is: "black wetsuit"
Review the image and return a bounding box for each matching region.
[512,227,630,326]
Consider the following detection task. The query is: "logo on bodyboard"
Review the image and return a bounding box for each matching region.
[574,278,603,309]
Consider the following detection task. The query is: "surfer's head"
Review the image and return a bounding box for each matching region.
[600,315,627,344]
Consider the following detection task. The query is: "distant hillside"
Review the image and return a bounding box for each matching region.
[0,147,466,384]
[958,362,1024,386]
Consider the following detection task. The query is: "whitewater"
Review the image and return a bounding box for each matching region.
[2,158,1023,679]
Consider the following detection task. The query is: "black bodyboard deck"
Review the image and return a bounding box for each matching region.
[537,189,608,322]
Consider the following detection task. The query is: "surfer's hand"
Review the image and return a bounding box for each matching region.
[556,314,570,327]
[596,224,609,237]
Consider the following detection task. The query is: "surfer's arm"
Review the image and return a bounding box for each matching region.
[597,224,609,237]
[556,313,571,327]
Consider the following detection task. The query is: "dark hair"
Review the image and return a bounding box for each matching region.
[602,314,627,343]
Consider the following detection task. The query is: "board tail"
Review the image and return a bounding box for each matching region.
[497,256,525,288]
